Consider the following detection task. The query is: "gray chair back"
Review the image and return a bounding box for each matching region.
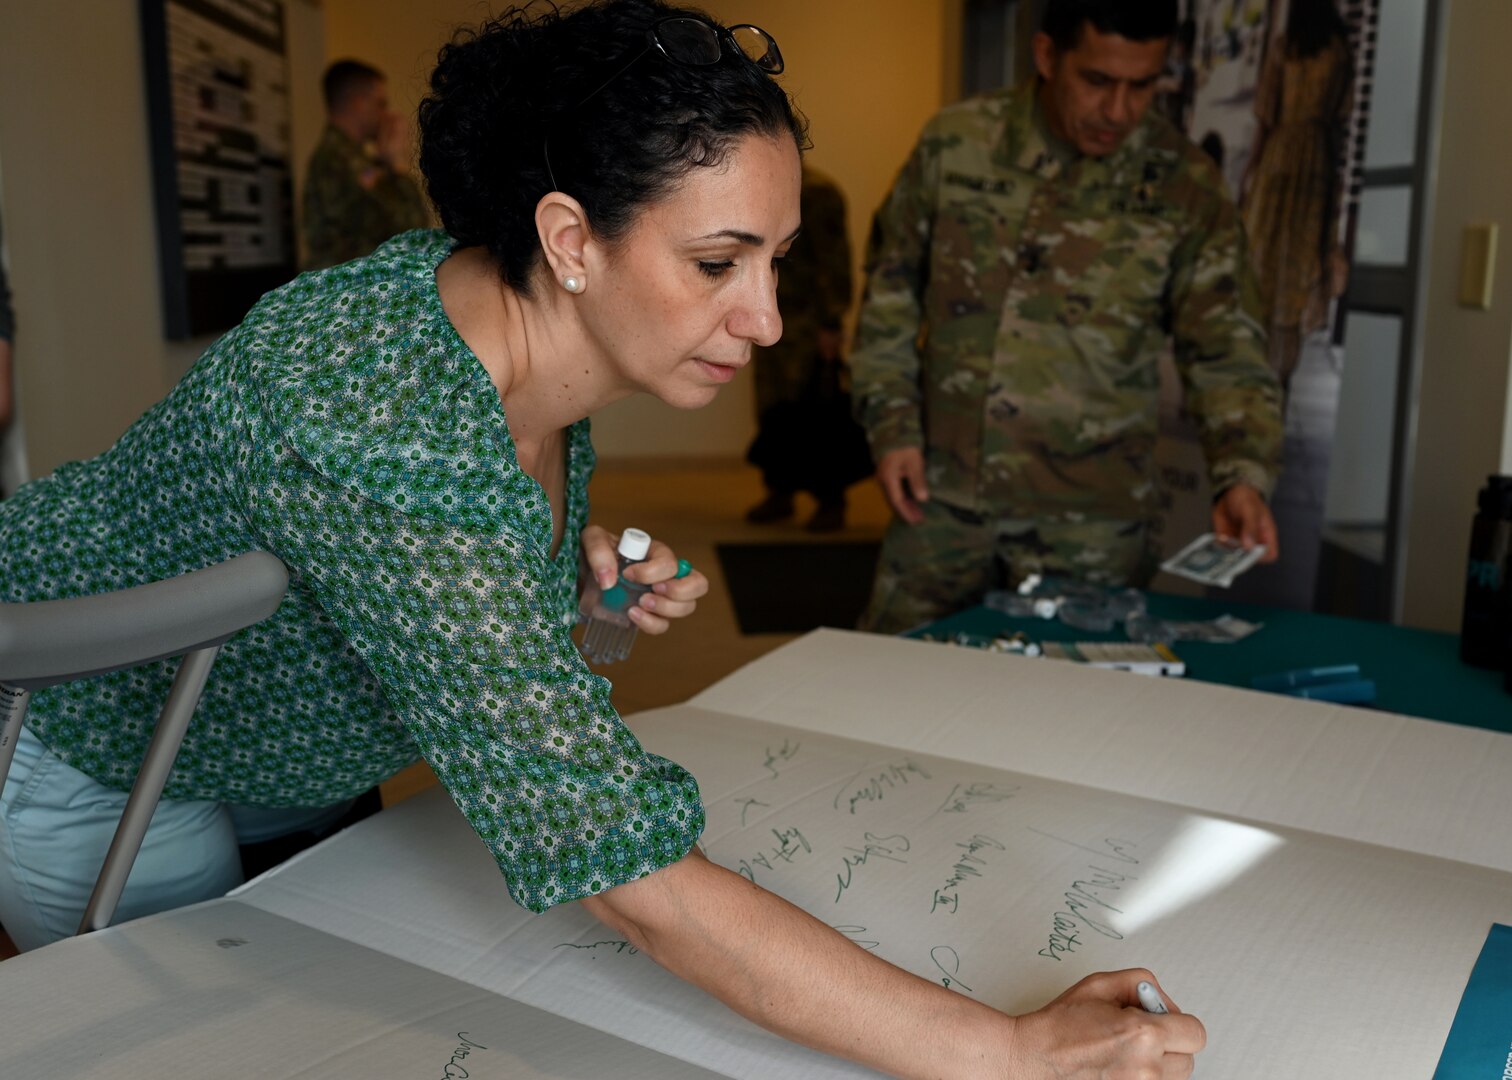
[0,551,288,935]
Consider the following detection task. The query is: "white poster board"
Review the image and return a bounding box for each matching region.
[231,632,1512,1078]
[8,631,1506,1078]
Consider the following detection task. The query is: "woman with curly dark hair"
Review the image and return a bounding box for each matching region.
[0,1,1201,1074]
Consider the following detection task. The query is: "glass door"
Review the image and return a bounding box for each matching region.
[1320,0,1442,620]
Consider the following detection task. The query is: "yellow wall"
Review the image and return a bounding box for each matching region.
[2,0,1506,628]
[1399,0,1512,630]
[0,0,957,472]
[321,0,961,459]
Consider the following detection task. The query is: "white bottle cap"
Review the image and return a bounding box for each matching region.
[618,528,651,560]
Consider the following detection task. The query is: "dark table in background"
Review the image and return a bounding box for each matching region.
[908,591,1512,735]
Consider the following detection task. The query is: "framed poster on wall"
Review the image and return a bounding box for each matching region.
[140,0,296,340]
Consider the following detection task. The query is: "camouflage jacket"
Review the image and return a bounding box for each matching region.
[851,81,1282,521]
[755,165,854,413]
[301,125,430,271]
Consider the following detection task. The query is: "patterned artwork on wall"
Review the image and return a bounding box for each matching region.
[1333,0,1381,297]
[1164,0,1380,300]
[1154,0,1383,612]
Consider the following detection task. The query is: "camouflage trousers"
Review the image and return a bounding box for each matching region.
[859,499,1159,635]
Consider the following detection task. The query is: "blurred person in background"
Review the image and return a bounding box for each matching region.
[302,59,431,270]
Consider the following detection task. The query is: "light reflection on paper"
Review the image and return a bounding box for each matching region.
[1110,816,1285,936]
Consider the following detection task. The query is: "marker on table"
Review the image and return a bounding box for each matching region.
[1136,980,1169,1015]
[1250,664,1359,692]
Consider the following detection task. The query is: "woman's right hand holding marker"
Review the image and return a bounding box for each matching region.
[1004,970,1205,1079]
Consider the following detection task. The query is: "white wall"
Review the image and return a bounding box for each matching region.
[0,0,326,480]
[1398,0,1512,630]
[1324,314,1399,524]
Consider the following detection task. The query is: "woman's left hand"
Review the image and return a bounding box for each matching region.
[580,526,708,636]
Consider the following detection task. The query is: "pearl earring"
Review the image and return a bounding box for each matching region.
[563,276,583,293]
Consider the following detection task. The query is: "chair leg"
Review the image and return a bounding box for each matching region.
[78,644,220,935]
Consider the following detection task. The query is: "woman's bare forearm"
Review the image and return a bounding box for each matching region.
[580,849,1205,1078]
[581,847,1015,1079]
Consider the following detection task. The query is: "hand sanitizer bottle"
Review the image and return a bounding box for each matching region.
[580,528,652,664]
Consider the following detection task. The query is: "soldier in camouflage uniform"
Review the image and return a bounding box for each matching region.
[852,0,1283,633]
[302,60,430,271]
[746,165,855,531]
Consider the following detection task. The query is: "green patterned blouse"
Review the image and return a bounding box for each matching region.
[0,230,704,912]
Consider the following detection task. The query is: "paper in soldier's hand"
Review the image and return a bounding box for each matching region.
[1160,532,1267,588]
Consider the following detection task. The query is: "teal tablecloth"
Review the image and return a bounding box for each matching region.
[907,593,1512,734]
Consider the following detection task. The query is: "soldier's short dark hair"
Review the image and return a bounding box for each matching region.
[418,0,807,295]
[1041,0,1179,51]
[323,59,385,112]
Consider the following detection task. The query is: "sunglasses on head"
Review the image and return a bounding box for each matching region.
[544,16,784,192]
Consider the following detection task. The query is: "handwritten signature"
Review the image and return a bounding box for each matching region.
[930,945,974,993]
[762,739,802,779]
[932,781,1019,817]
[1031,836,1141,961]
[835,832,911,902]
[553,939,640,956]
[930,834,1006,914]
[437,1032,488,1079]
[833,924,881,951]
[832,760,933,814]
[733,796,771,826]
[735,826,813,884]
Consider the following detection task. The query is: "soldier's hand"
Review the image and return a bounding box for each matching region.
[876,447,929,525]
[376,112,413,175]
[1212,484,1279,563]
